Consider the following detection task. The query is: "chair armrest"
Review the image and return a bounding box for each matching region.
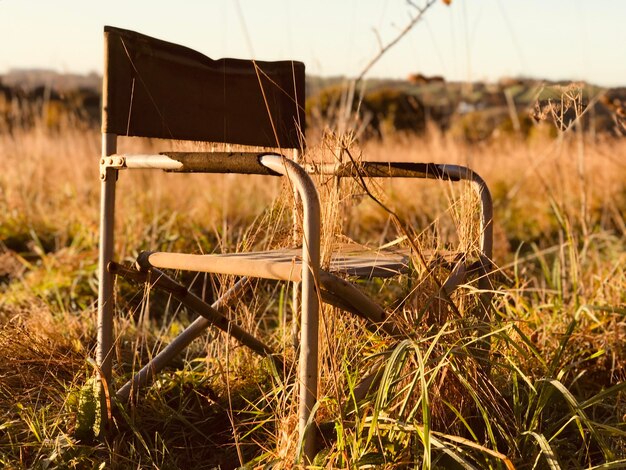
[307,161,493,261]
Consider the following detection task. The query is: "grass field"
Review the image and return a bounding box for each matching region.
[0,120,625,468]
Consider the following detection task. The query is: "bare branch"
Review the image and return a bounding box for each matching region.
[406,0,421,11]
[406,0,431,13]
[355,0,437,84]
[372,28,384,51]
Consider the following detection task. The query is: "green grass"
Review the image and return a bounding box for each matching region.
[0,123,625,468]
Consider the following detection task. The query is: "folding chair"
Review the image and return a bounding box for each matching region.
[96,26,494,464]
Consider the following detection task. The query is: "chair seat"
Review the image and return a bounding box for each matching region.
[137,244,415,282]
[137,244,468,283]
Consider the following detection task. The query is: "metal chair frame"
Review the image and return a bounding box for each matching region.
[96,26,494,465]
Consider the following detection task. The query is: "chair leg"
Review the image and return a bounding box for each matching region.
[97,173,117,384]
[96,133,118,429]
[259,155,321,465]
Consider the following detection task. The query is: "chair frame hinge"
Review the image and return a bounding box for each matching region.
[100,155,126,180]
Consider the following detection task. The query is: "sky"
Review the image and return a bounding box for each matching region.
[1,0,625,87]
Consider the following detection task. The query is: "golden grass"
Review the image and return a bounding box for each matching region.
[1,124,625,468]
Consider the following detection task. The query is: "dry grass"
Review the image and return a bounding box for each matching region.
[1,121,625,468]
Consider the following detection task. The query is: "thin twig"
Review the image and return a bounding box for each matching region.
[355,0,438,85]
[372,28,384,51]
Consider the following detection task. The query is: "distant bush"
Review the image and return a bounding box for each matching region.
[307,85,453,139]
[308,80,626,142]
[0,79,100,132]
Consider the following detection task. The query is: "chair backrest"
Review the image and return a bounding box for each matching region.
[102,26,305,149]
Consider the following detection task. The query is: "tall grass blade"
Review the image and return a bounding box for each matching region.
[523,431,561,470]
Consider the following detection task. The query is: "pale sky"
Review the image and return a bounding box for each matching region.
[1,0,624,87]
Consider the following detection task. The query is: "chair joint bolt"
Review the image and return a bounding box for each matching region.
[99,155,126,180]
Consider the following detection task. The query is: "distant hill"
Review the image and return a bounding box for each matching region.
[1,69,101,92]
[1,69,625,139]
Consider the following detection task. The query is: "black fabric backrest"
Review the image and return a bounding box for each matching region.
[102,26,305,149]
